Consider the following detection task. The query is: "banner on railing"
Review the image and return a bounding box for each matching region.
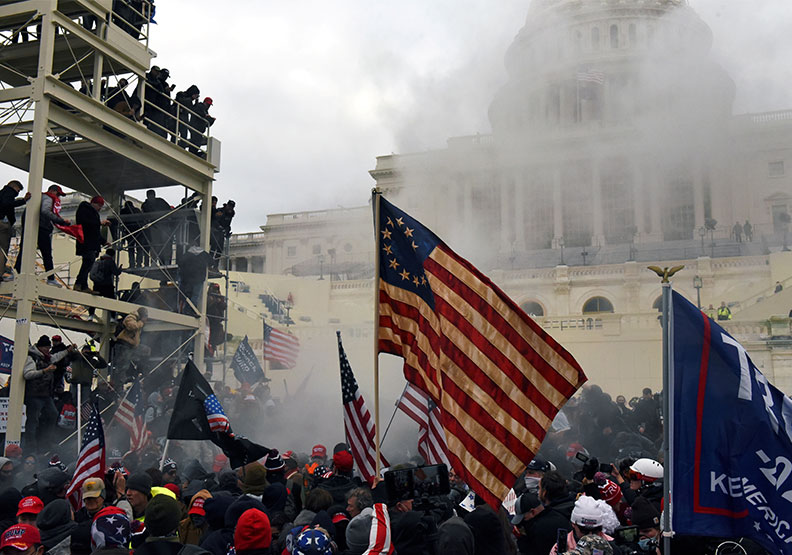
[0,335,13,374]
[0,399,25,432]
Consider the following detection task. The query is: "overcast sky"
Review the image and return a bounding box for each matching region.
[76,1,792,231]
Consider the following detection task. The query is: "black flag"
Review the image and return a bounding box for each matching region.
[167,360,272,468]
[231,336,267,385]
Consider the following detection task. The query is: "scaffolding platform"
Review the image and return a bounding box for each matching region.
[123,264,224,282]
[0,0,225,445]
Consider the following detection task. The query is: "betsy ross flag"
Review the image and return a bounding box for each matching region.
[204,394,231,433]
[338,331,388,482]
[671,291,792,554]
[263,322,300,369]
[167,361,273,468]
[375,195,587,508]
[397,384,450,467]
[116,380,148,451]
[65,403,105,509]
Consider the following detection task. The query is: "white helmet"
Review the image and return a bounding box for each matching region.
[629,458,663,482]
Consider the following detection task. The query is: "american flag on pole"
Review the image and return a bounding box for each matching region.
[116,380,148,451]
[65,403,105,510]
[397,384,450,466]
[577,67,605,84]
[375,195,587,508]
[263,322,300,369]
[338,331,388,482]
[204,394,231,434]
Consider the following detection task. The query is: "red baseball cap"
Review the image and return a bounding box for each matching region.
[1,524,41,550]
[311,444,326,459]
[188,497,206,516]
[16,496,43,517]
[90,195,105,207]
[48,185,66,197]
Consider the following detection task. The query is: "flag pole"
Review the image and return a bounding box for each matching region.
[159,440,170,471]
[654,265,683,555]
[76,387,82,456]
[372,188,382,476]
[380,384,409,448]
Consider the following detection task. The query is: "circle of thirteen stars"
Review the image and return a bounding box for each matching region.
[382,216,429,288]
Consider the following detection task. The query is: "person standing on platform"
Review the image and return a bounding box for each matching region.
[121,200,147,267]
[74,196,110,292]
[14,185,70,287]
[188,97,215,155]
[23,336,74,453]
[0,180,30,280]
[141,190,173,265]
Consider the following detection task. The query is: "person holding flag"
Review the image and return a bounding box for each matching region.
[65,403,105,511]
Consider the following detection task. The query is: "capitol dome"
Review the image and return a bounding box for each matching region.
[489,0,732,138]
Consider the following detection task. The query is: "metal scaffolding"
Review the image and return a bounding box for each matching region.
[0,0,221,449]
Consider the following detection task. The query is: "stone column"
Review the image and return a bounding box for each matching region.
[515,173,526,249]
[553,167,564,245]
[633,161,645,237]
[694,158,705,230]
[592,159,605,246]
[648,165,663,242]
[500,178,512,254]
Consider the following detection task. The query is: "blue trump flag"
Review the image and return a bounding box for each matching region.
[671,291,792,553]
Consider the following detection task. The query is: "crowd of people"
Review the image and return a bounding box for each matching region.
[0,379,771,555]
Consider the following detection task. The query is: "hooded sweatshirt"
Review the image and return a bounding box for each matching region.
[0,487,22,534]
[37,499,77,552]
[179,489,213,546]
[200,496,266,555]
[437,516,475,555]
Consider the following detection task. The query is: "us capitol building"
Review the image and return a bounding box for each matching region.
[225,0,792,396]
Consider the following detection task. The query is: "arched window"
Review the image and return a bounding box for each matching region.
[592,27,600,50]
[652,296,662,312]
[610,25,619,49]
[521,301,545,317]
[583,296,614,314]
[629,24,637,46]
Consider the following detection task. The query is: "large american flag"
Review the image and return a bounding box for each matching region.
[397,384,450,467]
[65,403,105,509]
[376,196,587,508]
[577,67,605,84]
[204,394,231,433]
[263,322,300,368]
[116,380,147,451]
[338,331,388,482]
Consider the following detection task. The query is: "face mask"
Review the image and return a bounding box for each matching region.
[524,476,540,491]
[638,538,655,551]
[191,515,206,527]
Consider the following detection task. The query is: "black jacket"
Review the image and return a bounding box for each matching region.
[516,507,571,555]
[0,185,25,225]
[75,201,103,255]
[546,494,576,522]
[135,539,210,555]
[142,197,171,216]
[190,102,215,134]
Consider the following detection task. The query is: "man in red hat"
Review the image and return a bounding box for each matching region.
[188,97,215,155]
[73,195,110,292]
[14,185,70,286]
[16,497,43,526]
[0,524,43,555]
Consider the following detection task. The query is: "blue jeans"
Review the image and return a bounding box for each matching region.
[24,396,58,453]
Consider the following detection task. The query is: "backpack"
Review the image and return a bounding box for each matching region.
[89,258,108,284]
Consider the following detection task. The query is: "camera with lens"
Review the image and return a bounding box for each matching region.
[614,526,659,554]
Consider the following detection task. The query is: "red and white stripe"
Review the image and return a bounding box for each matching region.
[116,399,147,451]
[344,389,384,483]
[363,503,395,555]
[397,384,450,466]
[264,327,300,368]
